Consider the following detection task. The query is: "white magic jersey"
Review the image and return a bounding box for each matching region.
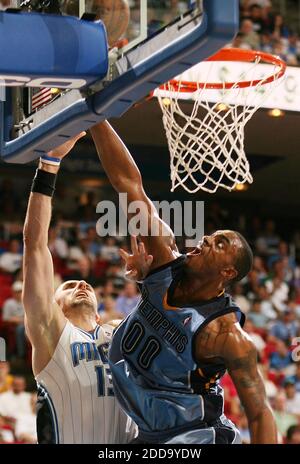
[35,320,137,444]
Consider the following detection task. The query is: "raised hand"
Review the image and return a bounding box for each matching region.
[47,131,86,160]
[120,236,153,281]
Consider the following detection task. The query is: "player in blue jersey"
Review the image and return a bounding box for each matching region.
[90,121,277,444]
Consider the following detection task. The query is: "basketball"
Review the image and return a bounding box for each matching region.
[91,0,130,47]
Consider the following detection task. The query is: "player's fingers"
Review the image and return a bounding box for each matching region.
[138,241,146,255]
[130,235,139,255]
[119,248,130,261]
[74,131,86,142]
[146,255,154,266]
[125,269,138,278]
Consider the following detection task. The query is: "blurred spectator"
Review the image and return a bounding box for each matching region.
[0,415,15,444]
[273,39,293,64]
[100,279,119,299]
[269,339,293,373]
[98,296,123,324]
[244,270,261,298]
[2,281,26,359]
[247,298,268,329]
[68,257,99,288]
[105,264,125,288]
[268,241,295,277]
[286,424,300,444]
[231,282,251,314]
[244,319,266,354]
[256,284,277,320]
[85,226,101,258]
[265,271,290,313]
[239,19,260,50]
[78,191,98,221]
[272,391,298,439]
[14,393,37,444]
[270,309,299,344]
[248,4,265,34]
[68,239,90,267]
[236,411,251,444]
[0,376,33,419]
[261,32,273,53]
[237,3,300,65]
[284,379,300,417]
[253,255,268,281]
[100,237,120,262]
[0,0,11,9]
[48,225,68,259]
[0,362,13,394]
[259,363,278,400]
[242,0,272,11]
[232,32,251,50]
[0,239,22,274]
[221,373,240,424]
[115,282,140,317]
[0,179,19,218]
[256,220,280,257]
[287,33,300,65]
[269,14,290,41]
[290,363,300,392]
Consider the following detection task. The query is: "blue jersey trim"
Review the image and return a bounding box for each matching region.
[138,416,211,443]
[145,255,186,278]
[76,325,100,340]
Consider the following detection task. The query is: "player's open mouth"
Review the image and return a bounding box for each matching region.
[76,292,88,298]
[188,246,203,256]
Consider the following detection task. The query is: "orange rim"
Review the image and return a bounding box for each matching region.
[159,48,286,92]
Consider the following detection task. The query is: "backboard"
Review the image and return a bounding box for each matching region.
[0,0,239,163]
[65,1,200,52]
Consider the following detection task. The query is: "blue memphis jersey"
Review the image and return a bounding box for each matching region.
[109,255,245,441]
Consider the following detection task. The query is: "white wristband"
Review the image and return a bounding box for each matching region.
[40,155,61,167]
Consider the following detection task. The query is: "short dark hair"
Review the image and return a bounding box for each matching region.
[250,4,262,10]
[286,424,300,441]
[232,232,253,283]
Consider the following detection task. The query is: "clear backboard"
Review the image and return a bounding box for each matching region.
[69,1,198,52]
[0,0,239,163]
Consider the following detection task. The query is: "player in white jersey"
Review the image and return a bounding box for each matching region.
[22,133,136,444]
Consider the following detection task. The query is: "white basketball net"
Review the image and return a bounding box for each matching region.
[156,52,285,193]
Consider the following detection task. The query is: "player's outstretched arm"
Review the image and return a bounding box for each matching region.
[23,132,85,374]
[90,121,178,269]
[225,330,277,443]
[196,317,277,444]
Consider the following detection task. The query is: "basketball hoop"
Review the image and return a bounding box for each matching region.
[154,48,286,193]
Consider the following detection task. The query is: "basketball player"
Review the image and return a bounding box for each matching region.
[89,121,277,444]
[22,132,136,444]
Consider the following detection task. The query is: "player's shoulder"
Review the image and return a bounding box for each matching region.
[195,312,253,360]
[200,311,240,334]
